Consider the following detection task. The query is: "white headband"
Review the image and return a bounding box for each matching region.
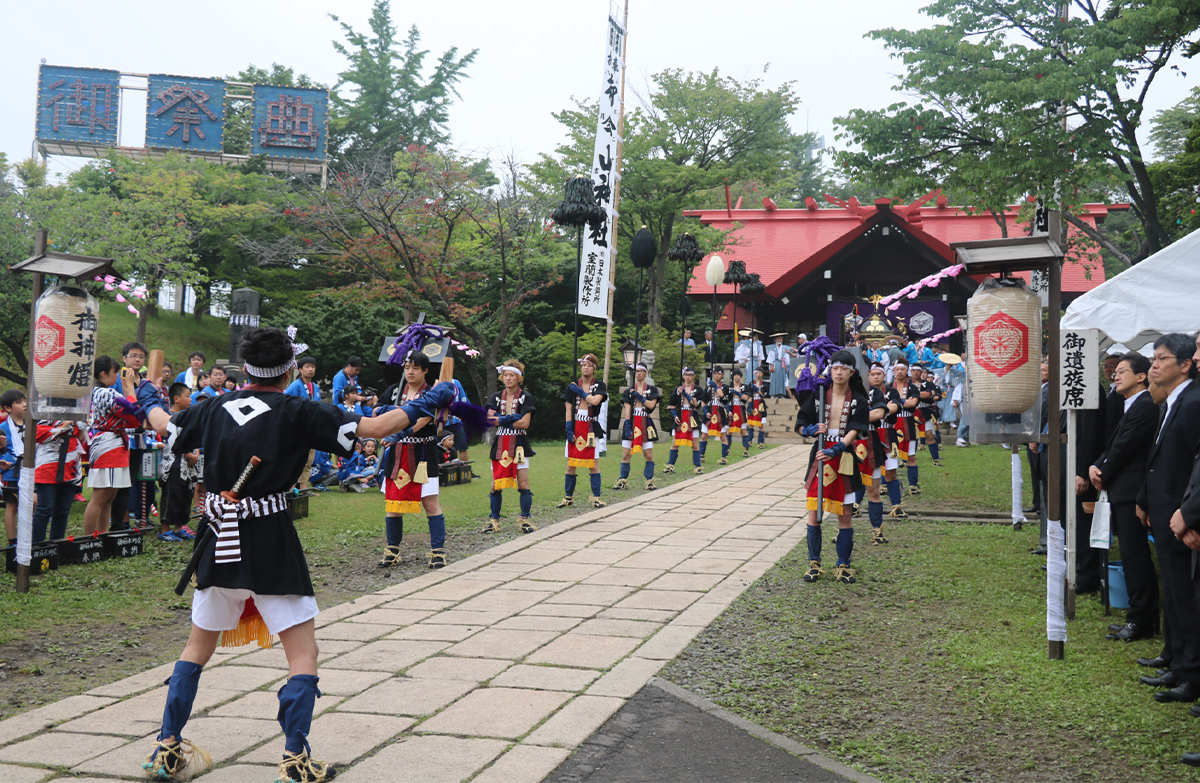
[829,361,855,370]
[497,365,524,377]
[245,325,307,379]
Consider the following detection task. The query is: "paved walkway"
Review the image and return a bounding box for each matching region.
[0,444,866,783]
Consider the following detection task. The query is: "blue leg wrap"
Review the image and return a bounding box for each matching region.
[564,473,577,497]
[489,491,502,518]
[644,461,654,480]
[619,462,630,480]
[887,479,902,506]
[806,524,822,562]
[519,489,533,517]
[930,442,940,460]
[907,465,919,488]
[159,660,203,741]
[836,528,854,567]
[692,449,702,467]
[699,440,708,458]
[721,442,729,458]
[277,674,321,755]
[385,515,403,547]
[590,473,602,498]
[868,501,884,528]
[428,514,446,550]
[668,448,678,465]
[856,487,865,504]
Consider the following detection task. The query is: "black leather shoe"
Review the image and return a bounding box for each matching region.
[1139,656,1170,668]
[1142,671,1181,687]
[1031,546,1048,556]
[1024,506,1040,514]
[1155,681,1200,703]
[1183,751,1200,766]
[1190,704,1200,718]
[1106,622,1157,643]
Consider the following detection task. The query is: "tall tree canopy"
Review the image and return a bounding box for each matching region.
[835,0,1200,261]
[328,1,477,164]
[532,67,805,329]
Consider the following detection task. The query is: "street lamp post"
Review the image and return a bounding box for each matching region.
[705,256,725,379]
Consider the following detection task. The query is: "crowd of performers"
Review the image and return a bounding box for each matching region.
[796,353,945,585]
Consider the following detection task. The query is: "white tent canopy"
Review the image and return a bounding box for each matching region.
[1062,227,1200,351]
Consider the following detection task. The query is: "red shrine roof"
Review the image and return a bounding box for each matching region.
[685,192,1118,299]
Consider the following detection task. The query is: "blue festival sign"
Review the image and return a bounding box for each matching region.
[36,65,120,145]
[250,85,328,162]
[145,75,225,152]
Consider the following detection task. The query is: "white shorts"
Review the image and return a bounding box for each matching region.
[88,466,131,489]
[192,587,319,635]
[621,440,655,451]
[906,441,917,456]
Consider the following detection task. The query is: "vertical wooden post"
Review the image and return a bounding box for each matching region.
[15,230,47,594]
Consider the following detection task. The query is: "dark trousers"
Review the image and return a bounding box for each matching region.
[1027,447,1042,509]
[1112,500,1159,629]
[1153,539,1200,683]
[161,477,191,529]
[33,482,75,542]
[1075,502,1104,592]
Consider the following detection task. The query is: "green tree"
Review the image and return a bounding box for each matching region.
[834,0,1200,262]
[328,1,477,164]
[532,67,802,330]
[1150,85,1200,160]
[1149,95,1200,240]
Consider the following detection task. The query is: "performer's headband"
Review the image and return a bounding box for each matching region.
[893,360,909,368]
[828,361,855,370]
[497,365,524,377]
[579,354,599,366]
[634,363,648,371]
[244,325,307,379]
[682,366,696,374]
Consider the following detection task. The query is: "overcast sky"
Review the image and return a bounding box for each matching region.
[3,0,1195,185]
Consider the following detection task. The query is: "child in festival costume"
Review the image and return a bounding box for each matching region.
[863,363,902,541]
[84,356,144,536]
[887,360,922,500]
[795,350,869,585]
[485,360,537,532]
[142,327,472,782]
[375,351,456,569]
[701,366,731,465]
[742,367,767,456]
[615,362,661,491]
[558,353,608,509]
[664,367,706,474]
[727,367,746,448]
[913,363,944,466]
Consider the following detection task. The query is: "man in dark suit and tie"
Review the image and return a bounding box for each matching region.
[1090,352,1158,642]
[702,330,718,363]
[1135,334,1200,703]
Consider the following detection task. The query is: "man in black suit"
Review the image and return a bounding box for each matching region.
[1135,334,1200,703]
[1090,352,1158,642]
[702,330,718,363]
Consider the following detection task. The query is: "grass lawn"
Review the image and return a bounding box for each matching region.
[0,436,776,717]
[663,441,1197,783]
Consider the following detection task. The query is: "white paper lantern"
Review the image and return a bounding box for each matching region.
[967,278,1041,414]
[32,285,98,400]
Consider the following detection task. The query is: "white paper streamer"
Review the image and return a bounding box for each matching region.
[1046,520,1068,643]
[16,465,34,567]
[1011,452,1027,526]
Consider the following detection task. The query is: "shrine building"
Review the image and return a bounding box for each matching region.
[684,190,1120,350]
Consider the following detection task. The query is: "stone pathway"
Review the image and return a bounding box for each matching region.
[0,445,813,783]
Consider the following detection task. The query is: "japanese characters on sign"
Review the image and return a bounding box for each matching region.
[146,75,226,153]
[36,65,120,146]
[1060,328,1099,409]
[577,8,625,321]
[250,85,329,161]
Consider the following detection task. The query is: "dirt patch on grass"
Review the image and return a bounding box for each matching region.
[0,528,518,721]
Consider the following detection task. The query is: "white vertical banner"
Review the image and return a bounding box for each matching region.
[577,5,625,321]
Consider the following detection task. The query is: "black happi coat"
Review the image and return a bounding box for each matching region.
[487,388,537,460]
[887,382,920,441]
[379,382,442,479]
[169,388,360,596]
[560,379,608,438]
[796,387,870,489]
[668,384,708,424]
[867,386,894,464]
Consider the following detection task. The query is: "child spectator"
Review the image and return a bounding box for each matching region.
[309,451,336,490]
[85,356,142,536]
[191,365,227,403]
[341,439,379,491]
[175,351,206,390]
[33,417,86,543]
[158,383,198,542]
[0,390,27,546]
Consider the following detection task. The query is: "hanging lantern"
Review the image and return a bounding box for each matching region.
[967,278,1041,413]
[30,285,98,419]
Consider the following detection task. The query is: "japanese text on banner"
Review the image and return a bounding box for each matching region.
[1060,328,1099,409]
[577,9,624,321]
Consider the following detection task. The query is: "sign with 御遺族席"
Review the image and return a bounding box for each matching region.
[1060,328,1099,410]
